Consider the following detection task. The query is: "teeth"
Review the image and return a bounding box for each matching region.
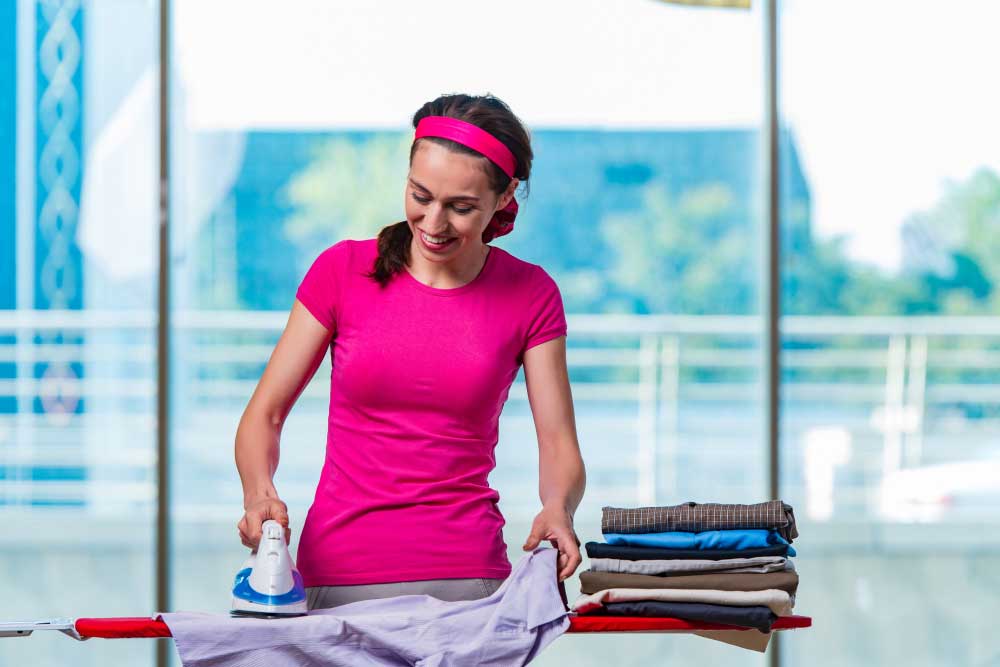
[422,232,453,245]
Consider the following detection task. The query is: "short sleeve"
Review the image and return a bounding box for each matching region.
[523,266,568,352]
[295,240,352,333]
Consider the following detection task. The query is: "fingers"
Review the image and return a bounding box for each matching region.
[239,530,254,549]
[237,518,247,548]
[522,522,545,551]
[560,548,582,581]
[551,529,582,581]
[274,503,289,528]
[237,515,255,549]
[238,498,292,551]
[524,516,582,580]
[245,507,265,547]
[272,502,291,544]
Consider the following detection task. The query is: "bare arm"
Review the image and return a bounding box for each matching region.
[235,299,332,548]
[519,335,587,580]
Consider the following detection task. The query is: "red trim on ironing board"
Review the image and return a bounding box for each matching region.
[566,614,813,633]
[73,614,812,638]
[75,617,172,638]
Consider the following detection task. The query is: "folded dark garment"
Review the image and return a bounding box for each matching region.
[579,570,799,595]
[602,501,798,542]
[585,541,790,561]
[578,600,777,633]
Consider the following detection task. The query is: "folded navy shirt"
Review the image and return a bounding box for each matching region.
[579,600,778,633]
[585,541,791,561]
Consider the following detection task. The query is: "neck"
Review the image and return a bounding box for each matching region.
[406,241,490,289]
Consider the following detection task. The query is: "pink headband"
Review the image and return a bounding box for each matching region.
[413,116,519,242]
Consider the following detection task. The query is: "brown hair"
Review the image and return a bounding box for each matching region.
[367,93,533,287]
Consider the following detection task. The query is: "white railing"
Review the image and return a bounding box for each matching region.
[2,310,1000,523]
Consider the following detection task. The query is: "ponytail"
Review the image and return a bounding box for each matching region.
[367,220,412,287]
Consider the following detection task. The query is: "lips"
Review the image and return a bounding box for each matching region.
[420,230,453,242]
[419,230,457,251]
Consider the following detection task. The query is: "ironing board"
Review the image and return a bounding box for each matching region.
[2,614,811,656]
[4,613,812,638]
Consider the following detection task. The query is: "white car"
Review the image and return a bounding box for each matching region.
[878,459,1000,522]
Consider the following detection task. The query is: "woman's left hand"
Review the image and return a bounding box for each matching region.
[522,504,582,581]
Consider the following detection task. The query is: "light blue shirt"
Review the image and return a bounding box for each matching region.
[160,547,569,667]
[604,529,796,555]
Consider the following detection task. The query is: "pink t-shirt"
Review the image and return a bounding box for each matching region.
[293,238,567,586]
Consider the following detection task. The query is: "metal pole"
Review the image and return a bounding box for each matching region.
[156,0,171,665]
[15,0,36,510]
[637,335,659,505]
[763,1,782,666]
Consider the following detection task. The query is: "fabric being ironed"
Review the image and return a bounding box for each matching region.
[159,547,569,667]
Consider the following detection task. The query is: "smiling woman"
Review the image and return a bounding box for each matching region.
[233,92,586,615]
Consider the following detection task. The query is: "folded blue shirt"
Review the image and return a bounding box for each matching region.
[604,529,796,555]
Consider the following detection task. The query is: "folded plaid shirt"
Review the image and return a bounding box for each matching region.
[601,500,798,542]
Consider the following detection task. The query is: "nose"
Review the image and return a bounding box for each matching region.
[422,203,449,234]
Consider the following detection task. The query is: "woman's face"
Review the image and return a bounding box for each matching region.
[405,140,512,264]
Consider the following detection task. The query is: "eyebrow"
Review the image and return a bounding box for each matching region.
[408,178,481,202]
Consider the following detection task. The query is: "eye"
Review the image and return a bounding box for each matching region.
[411,192,474,215]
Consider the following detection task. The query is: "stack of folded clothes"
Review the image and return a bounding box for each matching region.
[571,500,799,633]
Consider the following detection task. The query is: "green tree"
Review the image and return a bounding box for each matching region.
[595,182,756,314]
[282,133,411,271]
[900,167,1000,314]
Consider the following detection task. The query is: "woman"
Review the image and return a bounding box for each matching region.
[234,93,586,610]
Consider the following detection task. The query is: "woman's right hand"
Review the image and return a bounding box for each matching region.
[238,496,292,551]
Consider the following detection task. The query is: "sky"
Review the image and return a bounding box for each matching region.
[169,0,1000,271]
[780,0,1000,270]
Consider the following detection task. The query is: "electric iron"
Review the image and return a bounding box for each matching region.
[231,519,308,617]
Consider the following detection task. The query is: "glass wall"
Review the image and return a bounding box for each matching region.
[167,1,766,665]
[0,1,159,666]
[779,1,1000,664]
[19,2,1000,666]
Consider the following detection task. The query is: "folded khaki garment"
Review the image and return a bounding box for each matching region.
[579,570,799,596]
